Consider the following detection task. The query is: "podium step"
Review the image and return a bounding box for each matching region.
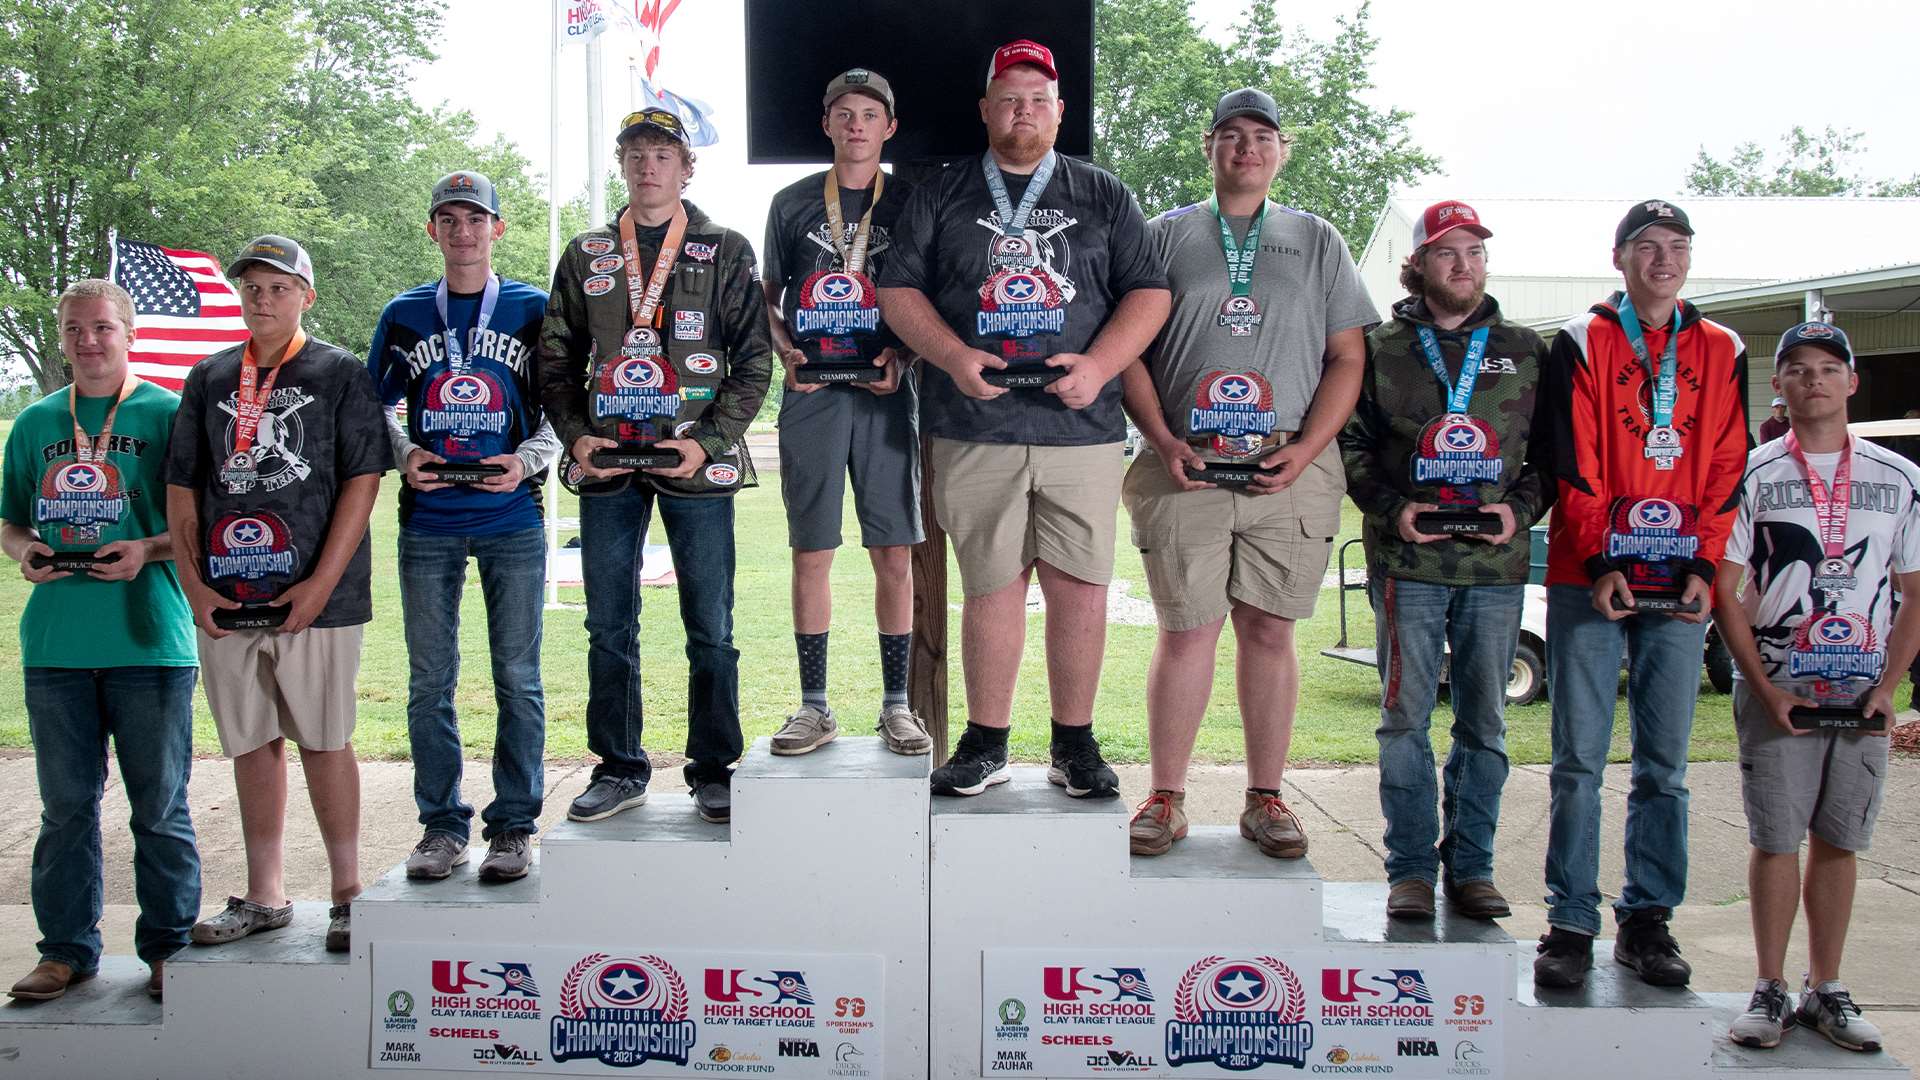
[169,900,347,969]
[1703,993,1909,1077]
[1510,941,1714,1078]
[0,955,159,1029]
[354,848,542,944]
[1322,881,1516,946]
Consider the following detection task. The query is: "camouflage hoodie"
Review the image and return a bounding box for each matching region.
[1339,294,1552,586]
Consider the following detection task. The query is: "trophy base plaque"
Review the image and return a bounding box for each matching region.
[1415,510,1501,535]
[30,552,117,573]
[1789,705,1885,732]
[796,364,883,384]
[983,366,1064,389]
[592,448,684,471]
[213,605,290,631]
[1610,591,1701,614]
[1185,463,1278,488]
[424,463,507,484]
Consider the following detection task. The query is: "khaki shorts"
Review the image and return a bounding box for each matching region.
[1734,682,1888,854]
[1121,440,1343,631]
[929,438,1123,597]
[198,624,365,757]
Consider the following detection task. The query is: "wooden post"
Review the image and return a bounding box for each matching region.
[898,161,950,764]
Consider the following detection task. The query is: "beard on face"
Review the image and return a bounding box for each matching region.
[1426,274,1485,318]
[988,125,1053,165]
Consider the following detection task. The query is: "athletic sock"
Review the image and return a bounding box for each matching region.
[1249,787,1282,797]
[795,632,829,711]
[879,632,911,708]
[967,722,1009,749]
[1051,719,1093,746]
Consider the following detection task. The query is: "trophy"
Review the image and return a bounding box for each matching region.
[30,552,119,573]
[1785,611,1887,731]
[591,335,685,471]
[423,462,506,484]
[793,270,884,384]
[977,234,1068,389]
[1603,496,1703,613]
[1411,414,1503,535]
[204,511,297,630]
[1184,371,1279,487]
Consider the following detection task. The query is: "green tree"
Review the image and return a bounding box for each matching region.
[1687,125,1920,198]
[1093,0,1438,250]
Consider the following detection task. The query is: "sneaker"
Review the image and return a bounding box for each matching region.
[1613,907,1691,986]
[191,896,294,946]
[1047,733,1119,799]
[325,903,351,953]
[567,775,649,822]
[691,780,731,824]
[1239,790,1308,858]
[1795,980,1883,1052]
[1387,879,1435,920]
[929,729,1010,797]
[876,704,933,755]
[771,704,838,756]
[1442,878,1512,920]
[1128,790,1188,856]
[1728,978,1793,1049]
[404,831,469,880]
[478,832,533,882]
[1533,926,1595,988]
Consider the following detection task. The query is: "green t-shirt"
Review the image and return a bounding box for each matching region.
[0,381,196,668]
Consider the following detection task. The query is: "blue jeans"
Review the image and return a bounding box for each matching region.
[26,666,200,972]
[1544,583,1704,935]
[398,526,548,841]
[580,486,742,786]
[1370,577,1518,886]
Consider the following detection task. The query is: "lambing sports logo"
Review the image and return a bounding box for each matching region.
[37,459,127,527]
[549,953,696,1068]
[595,356,681,420]
[204,512,296,599]
[793,270,879,337]
[1413,413,1503,486]
[1604,497,1699,562]
[420,370,509,439]
[977,267,1067,338]
[1163,956,1313,1069]
[1788,611,1883,681]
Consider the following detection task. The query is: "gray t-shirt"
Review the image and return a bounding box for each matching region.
[1143,200,1377,444]
[165,338,393,627]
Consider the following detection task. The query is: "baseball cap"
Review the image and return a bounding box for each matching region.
[1770,396,1785,407]
[824,68,895,117]
[229,235,314,286]
[986,39,1057,87]
[1615,199,1694,248]
[429,171,500,217]
[1774,321,1854,368]
[616,108,690,147]
[1411,201,1492,248]
[1210,87,1281,132]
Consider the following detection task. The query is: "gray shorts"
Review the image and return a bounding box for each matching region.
[1734,681,1889,854]
[777,377,922,551]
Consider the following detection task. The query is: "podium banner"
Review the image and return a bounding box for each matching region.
[982,948,1503,1077]
[373,942,884,1076]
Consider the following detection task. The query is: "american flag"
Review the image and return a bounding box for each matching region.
[107,233,249,390]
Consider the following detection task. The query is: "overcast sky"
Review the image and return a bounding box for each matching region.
[411,0,1920,255]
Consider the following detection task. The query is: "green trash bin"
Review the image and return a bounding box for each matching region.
[1527,524,1549,587]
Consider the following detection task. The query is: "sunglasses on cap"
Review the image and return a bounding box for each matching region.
[619,108,685,136]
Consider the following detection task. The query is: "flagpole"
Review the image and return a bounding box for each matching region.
[545,0,563,609]
[587,37,607,231]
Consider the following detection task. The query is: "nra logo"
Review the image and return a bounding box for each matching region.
[778,1039,820,1058]
[1397,1038,1439,1057]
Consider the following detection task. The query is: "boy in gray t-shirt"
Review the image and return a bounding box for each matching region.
[1119,87,1377,862]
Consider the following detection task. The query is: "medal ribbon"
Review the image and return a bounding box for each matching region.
[234,330,306,456]
[69,372,140,466]
[981,151,1057,236]
[823,168,885,276]
[434,273,501,376]
[1782,430,1854,566]
[1415,326,1489,416]
[1615,292,1682,431]
[618,203,689,332]
[1208,195,1266,298]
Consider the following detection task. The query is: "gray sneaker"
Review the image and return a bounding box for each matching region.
[325,903,350,953]
[876,704,932,755]
[567,775,649,822]
[1728,978,1793,1049]
[191,896,293,946]
[479,832,533,882]
[1795,979,1882,1052]
[771,704,838,756]
[405,831,469,880]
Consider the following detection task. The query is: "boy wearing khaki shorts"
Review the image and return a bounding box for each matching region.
[165,236,391,953]
[1119,88,1376,859]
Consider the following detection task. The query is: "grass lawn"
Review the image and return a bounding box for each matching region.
[0,413,1848,766]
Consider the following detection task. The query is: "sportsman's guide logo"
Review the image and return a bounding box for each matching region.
[549,953,696,1068]
[595,356,680,420]
[1164,956,1314,1069]
[37,459,127,528]
[1604,497,1699,562]
[794,270,880,338]
[1190,371,1276,459]
[1413,413,1504,486]
[421,371,509,441]
[1789,611,1883,681]
[205,511,297,600]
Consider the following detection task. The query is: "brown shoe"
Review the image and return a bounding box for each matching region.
[1387,878,1436,920]
[1443,878,1512,919]
[1239,790,1308,859]
[146,961,164,1000]
[8,959,91,1001]
[1128,790,1188,856]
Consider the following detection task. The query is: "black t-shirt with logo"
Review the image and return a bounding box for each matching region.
[879,153,1165,446]
[763,168,915,357]
[165,339,393,627]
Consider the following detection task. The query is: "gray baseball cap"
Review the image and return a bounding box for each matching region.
[229,235,314,286]
[824,68,895,117]
[1211,87,1281,131]
[430,171,500,217]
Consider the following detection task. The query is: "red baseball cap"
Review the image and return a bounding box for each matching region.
[986,39,1058,87]
[1412,201,1492,248]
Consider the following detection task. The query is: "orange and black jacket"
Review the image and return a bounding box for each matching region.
[1542,292,1751,588]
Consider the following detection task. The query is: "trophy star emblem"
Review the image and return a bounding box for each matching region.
[231,522,264,545]
[1004,279,1035,301]
[1216,971,1263,1001]
[822,278,854,300]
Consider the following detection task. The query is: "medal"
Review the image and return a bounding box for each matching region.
[976,152,1066,340]
[593,204,687,426]
[622,327,662,358]
[224,330,305,494]
[1210,195,1266,336]
[1784,431,1859,601]
[1615,293,1684,471]
[1409,326,1502,490]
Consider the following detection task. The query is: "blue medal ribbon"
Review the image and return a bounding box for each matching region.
[1614,292,1681,431]
[434,273,500,376]
[982,151,1057,236]
[1414,325,1489,416]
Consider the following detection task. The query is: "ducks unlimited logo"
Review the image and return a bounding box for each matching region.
[1163,956,1313,1069]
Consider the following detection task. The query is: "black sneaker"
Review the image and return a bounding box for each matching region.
[1533,926,1595,988]
[1613,908,1691,986]
[691,780,731,824]
[1047,732,1119,798]
[930,730,1010,797]
[567,775,649,822]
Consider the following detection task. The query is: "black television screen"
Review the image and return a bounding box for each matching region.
[743,0,1094,164]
